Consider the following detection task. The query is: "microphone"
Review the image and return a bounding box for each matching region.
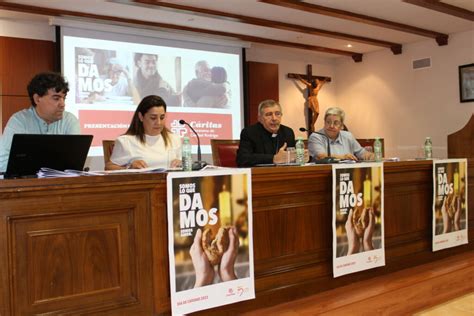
[179,119,207,170]
[299,127,337,164]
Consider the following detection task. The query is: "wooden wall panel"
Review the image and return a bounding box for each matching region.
[1,96,30,127]
[448,114,474,158]
[0,175,158,315]
[0,36,55,96]
[246,61,279,126]
[0,36,55,130]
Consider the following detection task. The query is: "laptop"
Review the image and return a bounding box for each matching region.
[4,134,93,179]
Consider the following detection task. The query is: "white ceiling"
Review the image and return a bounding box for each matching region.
[1,0,473,59]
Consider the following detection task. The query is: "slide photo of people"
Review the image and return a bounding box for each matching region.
[332,163,385,277]
[182,60,232,109]
[75,47,138,105]
[166,169,255,315]
[432,159,468,251]
[132,52,181,107]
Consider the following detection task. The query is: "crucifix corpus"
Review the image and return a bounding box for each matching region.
[288,64,331,133]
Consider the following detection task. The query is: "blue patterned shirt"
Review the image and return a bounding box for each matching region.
[0,106,80,171]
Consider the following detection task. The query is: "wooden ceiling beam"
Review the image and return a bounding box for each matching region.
[402,0,474,21]
[132,0,402,54]
[0,2,363,62]
[259,0,449,46]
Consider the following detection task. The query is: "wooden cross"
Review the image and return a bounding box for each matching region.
[288,64,331,134]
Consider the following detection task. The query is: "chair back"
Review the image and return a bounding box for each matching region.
[210,139,240,167]
[102,140,115,164]
[356,138,385,156]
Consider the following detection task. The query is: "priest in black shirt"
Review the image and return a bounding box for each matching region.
[237,99,304,167]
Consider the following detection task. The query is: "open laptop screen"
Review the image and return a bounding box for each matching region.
[4,134,93,178]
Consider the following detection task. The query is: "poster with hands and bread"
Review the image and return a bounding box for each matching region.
[167,169,255,315]
[332,163,385,277]
[432,159,468,251]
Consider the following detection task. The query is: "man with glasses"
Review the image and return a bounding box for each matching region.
[236,99,298,167]
[308,107,374,161]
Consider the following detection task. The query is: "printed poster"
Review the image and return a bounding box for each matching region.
[332,163,385,278]
[167,169,255,315]
[432,159,468,251]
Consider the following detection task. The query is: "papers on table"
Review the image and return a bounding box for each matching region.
[37,166,169,178]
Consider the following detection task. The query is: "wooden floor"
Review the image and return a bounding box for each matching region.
[415,292,474,315]
[243,251,474,316]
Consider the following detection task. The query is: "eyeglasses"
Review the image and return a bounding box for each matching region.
[325,120,342,127]
[263,111,282,118]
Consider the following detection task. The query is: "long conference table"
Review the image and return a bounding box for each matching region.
[0,159,472,315]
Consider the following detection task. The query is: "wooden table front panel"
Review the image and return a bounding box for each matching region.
[0,161,472,315]
[0,175,164,315]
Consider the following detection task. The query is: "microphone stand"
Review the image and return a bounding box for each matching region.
[179,120,207,170]
[299,127,337,164]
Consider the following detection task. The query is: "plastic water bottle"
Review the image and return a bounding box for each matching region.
[374,138,383,162]
[424,137,432,159]
[296,137,305,165]
[182,137,192,171]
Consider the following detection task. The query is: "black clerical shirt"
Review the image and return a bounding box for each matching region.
[236,122,296,167]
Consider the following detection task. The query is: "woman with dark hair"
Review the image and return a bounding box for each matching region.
[105,95,182,170]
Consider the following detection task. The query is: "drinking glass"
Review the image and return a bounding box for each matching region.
[168,148,182,169]
[286,147,296,164]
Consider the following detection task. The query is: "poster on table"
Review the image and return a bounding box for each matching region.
[167,169,255,315]
[432,159,468,252]
[332,163,385,278]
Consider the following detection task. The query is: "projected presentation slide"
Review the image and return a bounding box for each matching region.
[63,35,242,156]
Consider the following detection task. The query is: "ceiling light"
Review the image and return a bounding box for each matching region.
[346,44,353,48]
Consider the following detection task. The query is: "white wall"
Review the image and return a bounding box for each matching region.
[0,18,54,41]
[247,31,473,159]
[335,30,474,159]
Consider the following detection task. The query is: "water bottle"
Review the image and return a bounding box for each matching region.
[374,138,383,162]
[424,137,432,159]
[295,137,305,165]
[182,137,192,171]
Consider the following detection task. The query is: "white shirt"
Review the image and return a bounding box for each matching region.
[110,133,182,169]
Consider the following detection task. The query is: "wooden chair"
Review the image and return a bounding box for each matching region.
[356,138,385,156]
[210,139,240,167]
[102,140,115,164]
[448,114,474,158]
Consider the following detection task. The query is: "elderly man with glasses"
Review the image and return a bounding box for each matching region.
[237,99,304,167]
[308,107,374,161]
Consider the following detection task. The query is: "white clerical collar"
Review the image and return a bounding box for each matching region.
[272,133,278,138]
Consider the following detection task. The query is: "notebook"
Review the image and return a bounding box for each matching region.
[4,134,93,179]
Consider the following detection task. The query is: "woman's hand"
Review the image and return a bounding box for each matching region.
[219,227,239,282]
[129,159,148,169]
[170,159,182,168]
[363,208,375,251]
[453,195,461,231]
[345,209,360,255]
[363,151,375,161]
[339,153,358,161]
[190,229,215,288]
[441,196,451,234]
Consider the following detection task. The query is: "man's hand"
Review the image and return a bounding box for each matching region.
[273,143,288,164]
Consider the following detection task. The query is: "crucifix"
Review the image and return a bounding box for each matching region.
[288,65,331,133]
